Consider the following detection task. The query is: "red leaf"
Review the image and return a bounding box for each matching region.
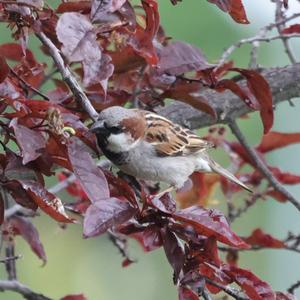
[147,193,176,214]
[0,55,9,83]
[128,0,160,65]
[0,43,36,64]
[207,0,249,24]
[216,79,258,110]
[10,118,46,164]
[160,79,216,118]
[130,225,163,252]
[244,228,285,248]
[56,2,91,14]
[266,190,288,203]
[178,286,199,300]
[223,265,275,299]
[282,24,300,34]
[103,170,138,208]
[173,206,249,248]
[228,0,249,24]
[19,180,74,223]
[6,216,46,263]
[231,68,273,133]
[122,258,135,267]
[202,236,221,266]
[110,46,145,73]
[270,167,300,185]
[257,132,300,153]
[83,198,137,238]
[68,137,110,203]
[199,263,232,294]
[161,227,185,283]
[157,41,212,75]
[60,295,87,300]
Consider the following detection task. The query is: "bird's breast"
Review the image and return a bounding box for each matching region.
[96,135,129,166]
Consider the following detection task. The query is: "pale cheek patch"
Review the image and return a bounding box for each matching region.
[106,133,139,152]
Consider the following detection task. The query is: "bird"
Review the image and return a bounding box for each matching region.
[90,106,252,194]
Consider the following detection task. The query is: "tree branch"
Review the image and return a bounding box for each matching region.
[229,120,300,211]
[0,280,52,300]
[160,63,300,129]
[35,32,99,121]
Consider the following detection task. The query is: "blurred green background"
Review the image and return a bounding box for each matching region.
[1,0,300,299]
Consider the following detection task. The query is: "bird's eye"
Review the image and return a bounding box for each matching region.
[104,122,122,134]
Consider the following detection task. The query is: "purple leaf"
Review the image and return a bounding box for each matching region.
[10,118,46,164]
[173,206,249,248]
[56,12,101,63]
[68,137,109,202]
[157,41,213,75]
[83,197,137,238]
[0,79,22,99]
[147,193,176,214]
[82,53,114,92]
[8,216,46,263]
[130,225,163,252]
[22,0,44,8]
[90,0,127,22]
[161,227,185,283]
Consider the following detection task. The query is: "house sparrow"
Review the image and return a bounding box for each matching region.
[90,106,251,193]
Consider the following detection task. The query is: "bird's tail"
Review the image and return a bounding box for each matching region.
[209,160,252,193]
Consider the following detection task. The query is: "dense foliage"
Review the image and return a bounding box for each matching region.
[0,0,300,299]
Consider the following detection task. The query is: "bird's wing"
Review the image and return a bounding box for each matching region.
[142,111,214,157]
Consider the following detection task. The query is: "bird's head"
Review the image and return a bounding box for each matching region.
[90,106,146,152]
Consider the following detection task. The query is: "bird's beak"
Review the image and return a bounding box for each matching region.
[89,120,109,136]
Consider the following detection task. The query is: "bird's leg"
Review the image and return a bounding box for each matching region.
[155,186,175,198]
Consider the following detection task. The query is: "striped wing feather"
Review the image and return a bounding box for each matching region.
[143,112,214,156]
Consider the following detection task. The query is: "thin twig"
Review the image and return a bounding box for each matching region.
[201,288,213,300]
[219,244,300,254]
[229,120,300,211]
[4,204,36,219]
[219,10,300,67]
[229,194,260,223]
[5,245,17,280]
[218,33,300,66]
[35,32,99,121]
[9,69,50,101]
[0,280,52,300]
[108,230,135,265]
[0,255,22,263]
[275,0,297,64]
[287,280,300,295]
